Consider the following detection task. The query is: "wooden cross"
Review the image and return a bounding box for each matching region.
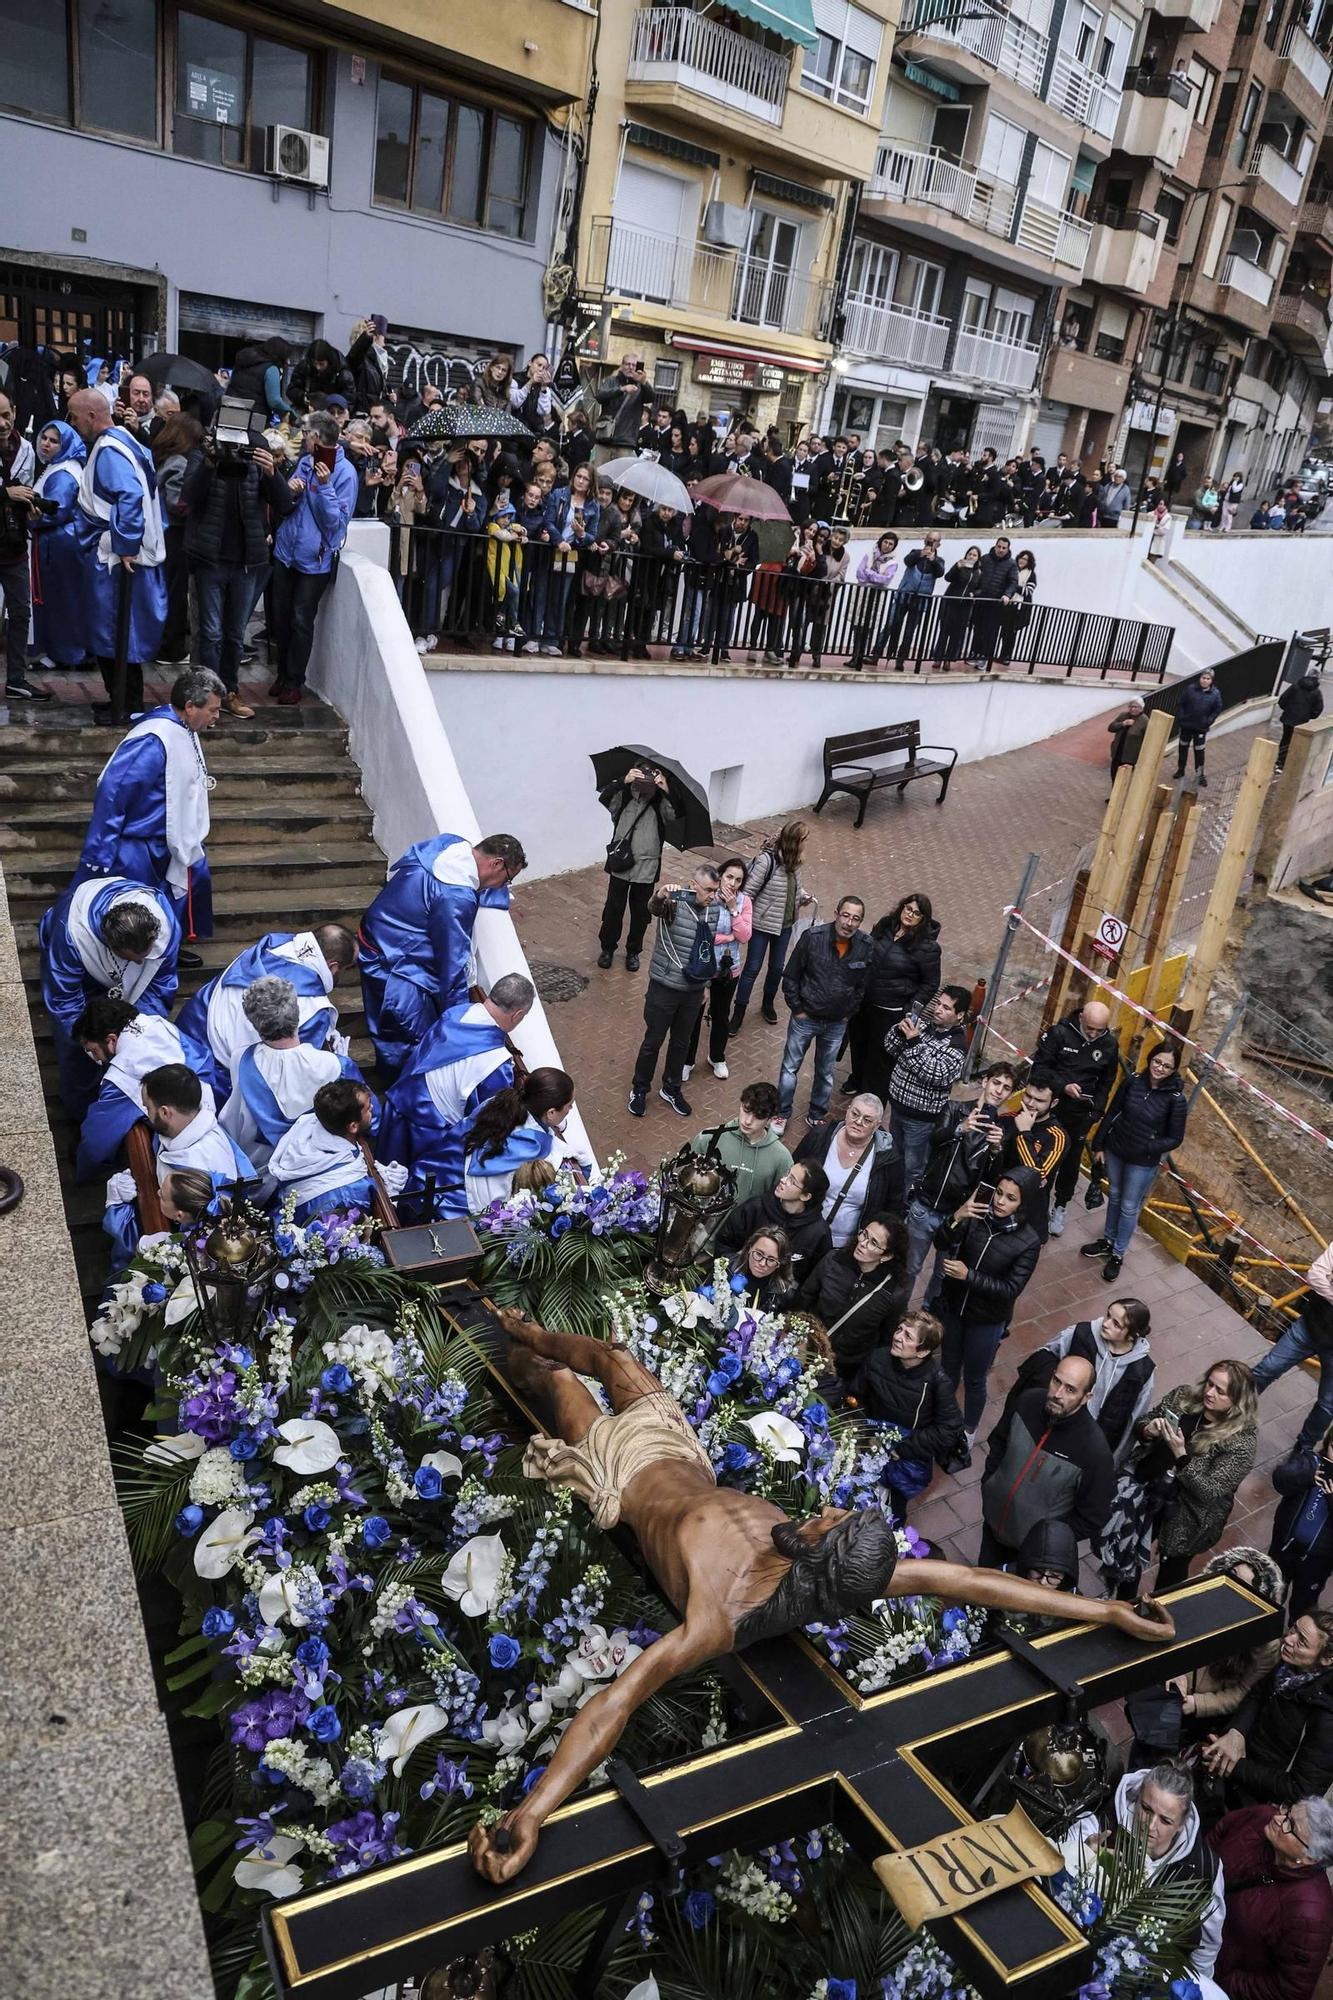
[264,1294,1279,2000]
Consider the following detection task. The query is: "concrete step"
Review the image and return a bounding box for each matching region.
[15,887,372,952]
[5,707,348,756]
[0,758,365,804]
[0,795,374,840]
[6,850,385,909]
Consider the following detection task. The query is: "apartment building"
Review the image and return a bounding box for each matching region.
[576,0,899,435]
[829,0,1138,457]
[0,0,594,386]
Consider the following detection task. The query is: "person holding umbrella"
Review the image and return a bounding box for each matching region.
[593,745,714,971]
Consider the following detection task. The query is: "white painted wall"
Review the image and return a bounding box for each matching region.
[307,552,594,1162]
[1177,537,1333,643]
[426,664,1127,880]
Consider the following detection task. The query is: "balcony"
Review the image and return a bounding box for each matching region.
[587,216,832,341]
[1047,49,1122,142]
[1249,141,1308,211]
[953,326,1042,390]
[895,0,1048,96]
[1276,23,1332,120]
[1220,251,1275,306]
[1272,285,1333,359]
[1301,191,1333,248]
[866,146,1091,275]
[1116,72,1192,172]
[841,294,952,371]
[1149,0,1219,25]
[1085,206,1164,290]
[626,6,790,126]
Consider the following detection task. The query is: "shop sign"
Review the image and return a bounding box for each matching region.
[691,354,785,392]
[1127,400,1177,433]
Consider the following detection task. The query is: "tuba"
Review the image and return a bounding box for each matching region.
[903,467,925,491]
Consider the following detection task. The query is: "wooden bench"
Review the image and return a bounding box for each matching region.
[814,721,958,827]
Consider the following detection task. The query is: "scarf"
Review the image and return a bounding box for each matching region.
[157,1098,239,1181]
[104,1013,202,1110]
[103,707,210,895]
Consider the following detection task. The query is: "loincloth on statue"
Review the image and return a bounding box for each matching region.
[522,1389,716,1529]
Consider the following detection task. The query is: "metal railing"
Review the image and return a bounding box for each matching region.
[1220,251,1276,306]
[627,5,790,123]
[1249,140,1307,207]
[587,217,832,339]
[868,147,1090,272]
[899,0,1049,92]
[1048,47,1122,138]
[386,523,1174,682]
[1141,637,1283,728]
[953,325,1041,390]
[1280,20,1332,98]
[840,294,952,371]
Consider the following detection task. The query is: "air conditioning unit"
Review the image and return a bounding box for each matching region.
[703,200,751,249]
[266,125,330,189]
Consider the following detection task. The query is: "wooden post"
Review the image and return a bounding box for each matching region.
[1039,867,1089,1034]
[1059,767,1131,1017]
[1069,710,1173,1010]
[1172,734,1279,1034]
[1113,784,1173,1052]
[1139,794,1202,1032]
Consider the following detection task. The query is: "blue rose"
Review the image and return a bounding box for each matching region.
[721,1442,753,1472]
[201,1607,235,1638]
[306,1704,342,1743]
[729,1272,749,1293]
[488,1633,521,1671]
[229,1431,259,1461]
[683,1890,715,1931]
[303,1502,332,1533]
[826,1980,858,2000]
[295,1637,330,1671]
[804,1400,830,1430]
[1168,1983,1201,2000]
[941,1607,969,1634]
[413,1464,443,1501]
[321,1363,353,1394]
[706,1371,732,1398]
[362,1515,392,1548]
[550,1213,573,1238]
[141,1280,167,1304]
[713,1351,742,1386]
[174,1504,204,1535]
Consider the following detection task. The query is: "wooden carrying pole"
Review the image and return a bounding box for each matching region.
[1172,734,1278,1034]
[1050,766,1131,1022]
[1138,791,1202,1033]
[1069,708,1175,1010]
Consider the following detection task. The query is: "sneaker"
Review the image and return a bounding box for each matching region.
[711,1059,729,1079]
[540,643,561,656]
[771,1116,788,1136]
[1049,1204,1067,1237]
[522,640,540,655]
[491,635,506,651]
[415,637,431,655]
[659,1085,692,1117]
[628,1086,647,1118]
[625,951,641,972]
[6,679,52,701]
[1080,1237,1112,1258]
[597,950,614,969]
[1102,1253,1123,1280]
[681,1065,693,1082]
[504,637,516,652]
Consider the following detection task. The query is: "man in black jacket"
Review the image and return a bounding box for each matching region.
[183,437,293,716]
[774,897,871,1133]
[1032,1000,1118,1234]
[979,1354,1114,1565]
[716,1160,832,1282]
[1275,665,1324,771]
[970,537,1021,667]
[905,1059,1015,1287]
[854,1309,965,1514]
[591,354,652,453]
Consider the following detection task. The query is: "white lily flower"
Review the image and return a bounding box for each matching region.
[744,1411,805,1463]
[374,1702,450,1777]
[552,1662,583,1704]
[419,1448,463,1482]
[626,1980,660,2000]
[234,1833,305,1899]
[257,1570,311,1629]
[272,1418,342,1475]
[193,1508,260,1579]
[440,1532,505,1617]
[163,1273,204,1327]
[480,1702,532,1753]
[143,1431,207,1467]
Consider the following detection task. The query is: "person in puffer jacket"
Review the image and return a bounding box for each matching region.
[1086,1044,1187,1280]
[979,1349,1114,1564]
[852,1308,965,1514]
[1209,1795,1333,2000]
[1173,668,1223,785]
[934,1166,1042,1436]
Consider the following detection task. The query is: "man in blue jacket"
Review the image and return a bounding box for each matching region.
[357,831,526,1079]
[1173,668,1223,787]
[269,411,359,705]
[774,896,871,1134]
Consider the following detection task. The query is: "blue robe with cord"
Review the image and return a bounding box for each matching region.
[176,932,339,1092]
[225,1043,369,1169]
[76,1016,221,1181]
[292,1179,377,1226]
[40,878,180,1117]
[357,833,511,1079]
[379,1003,514,1218]
[30,421,89,665]
[73,705,214,938]
[73,425,168,663]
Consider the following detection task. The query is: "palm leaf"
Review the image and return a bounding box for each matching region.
[110,1440,193,1571]
[505,1905,606,2000]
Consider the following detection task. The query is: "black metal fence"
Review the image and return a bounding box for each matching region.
[387,523,1174,681]
[1142,638,1283,729]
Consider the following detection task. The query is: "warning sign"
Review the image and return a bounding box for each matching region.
[1091,911,1127,962]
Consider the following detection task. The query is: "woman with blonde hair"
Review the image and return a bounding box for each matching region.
[1097,1359,1258,1598]
[732,821,811,1034]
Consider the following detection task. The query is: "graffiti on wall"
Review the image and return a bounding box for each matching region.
[383,329,517,398]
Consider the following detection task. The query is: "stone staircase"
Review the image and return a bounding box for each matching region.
[1,699,386,1303]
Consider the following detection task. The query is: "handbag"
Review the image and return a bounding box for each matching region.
[583,569,626,601]
[1125,1684,1184,1755]
[604,799,654,877]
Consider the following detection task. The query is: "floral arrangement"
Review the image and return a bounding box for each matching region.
[476,1158,660,1337]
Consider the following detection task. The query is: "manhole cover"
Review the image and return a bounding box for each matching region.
[528,961,589,1003]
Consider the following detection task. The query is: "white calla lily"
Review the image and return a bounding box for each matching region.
[193,1508,260,1579]
[374,1702,450,1777]
[258,1570,311,1629]
[272,1418,342,1475]
[143,1431,207,1466]
[234,1833,305,1899]
[626,1980,661,2000]
[743,1411,805,1463]
[163,1273,204,1327]
[440,1532,505,1617]
[419,1448,463,1482]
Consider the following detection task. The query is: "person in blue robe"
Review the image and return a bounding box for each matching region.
[74,996,222,1181]
[74,668,223,942]
[358,831,525,1079]
[460,1066,582,1215]
[40,877,180,1116]
[102,1064,256,1273]
[378,978,534,1219]
[67,390,169,717]
[268,1080,378,1224]
[29,419,88,668]
[176,926,357,1093]
[218,975,368,1172]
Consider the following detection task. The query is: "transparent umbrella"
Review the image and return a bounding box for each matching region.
[599,456,695,515]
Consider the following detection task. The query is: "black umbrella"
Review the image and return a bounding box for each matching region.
[138,351,220,398]
[438,404,536,442]
[590,745,714,851]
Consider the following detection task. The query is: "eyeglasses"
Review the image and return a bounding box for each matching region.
[1275,1807,1310,1850]
[856,1230,887,1250]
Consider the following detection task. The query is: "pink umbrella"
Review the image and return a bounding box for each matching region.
[689,473,791,522]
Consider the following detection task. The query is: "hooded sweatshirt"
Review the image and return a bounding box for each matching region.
[716,1185,831,1278]
[691,1119,792,1206]
[1060,1772,1224,1980]
[1013,1318,1155,1465]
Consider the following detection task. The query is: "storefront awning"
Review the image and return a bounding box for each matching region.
[669,334,826,373]
[710,0,818,49]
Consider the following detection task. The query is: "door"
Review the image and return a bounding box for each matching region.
[737,209,802,329]
[608,163,694,305]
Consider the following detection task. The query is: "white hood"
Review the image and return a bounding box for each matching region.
[269,1112,364,1204]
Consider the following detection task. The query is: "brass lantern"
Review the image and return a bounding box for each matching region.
[181,1186,280,1344]
[648,1141,737,1289]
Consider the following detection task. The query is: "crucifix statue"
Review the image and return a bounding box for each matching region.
[467,1308,1174,1884]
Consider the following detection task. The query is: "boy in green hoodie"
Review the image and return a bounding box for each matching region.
[689,1080,792,1206]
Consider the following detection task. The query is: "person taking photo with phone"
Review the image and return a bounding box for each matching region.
[268,411,357,705]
